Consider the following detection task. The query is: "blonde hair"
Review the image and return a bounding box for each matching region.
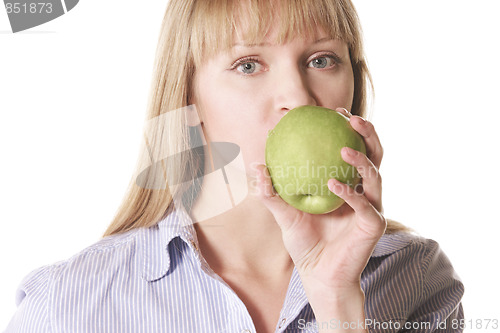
[103,0,409,236]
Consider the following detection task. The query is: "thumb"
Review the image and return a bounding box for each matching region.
[255,164,299,231]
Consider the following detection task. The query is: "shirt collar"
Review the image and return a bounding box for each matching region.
[140,206,414,281]
[140,205,198,282]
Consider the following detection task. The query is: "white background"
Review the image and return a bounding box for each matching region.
[1,0,499,330]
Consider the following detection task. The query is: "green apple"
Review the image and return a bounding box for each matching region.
[265,105,366,214]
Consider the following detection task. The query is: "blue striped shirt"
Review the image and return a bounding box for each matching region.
[5,207,464,332]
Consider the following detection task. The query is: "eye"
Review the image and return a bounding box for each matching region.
[239,62,258,74]
[307,54,340,69]
[231,57,263,75]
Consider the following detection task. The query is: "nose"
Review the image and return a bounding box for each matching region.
[273,66,317,113]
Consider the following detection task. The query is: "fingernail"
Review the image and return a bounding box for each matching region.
[328,179,342,194]
[357,116,367,124]
[336,107,352,117]
[344,147,357,157]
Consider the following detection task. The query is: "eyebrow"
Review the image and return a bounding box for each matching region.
[232,37,335,47]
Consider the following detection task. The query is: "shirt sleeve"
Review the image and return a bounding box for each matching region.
[406,239,465,332]
[4,265,52,333]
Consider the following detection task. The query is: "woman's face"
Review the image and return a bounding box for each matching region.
[192,27,355,182]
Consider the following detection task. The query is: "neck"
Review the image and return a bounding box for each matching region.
[191,189,293,278]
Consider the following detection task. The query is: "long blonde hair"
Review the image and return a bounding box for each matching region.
[104,0,409,237]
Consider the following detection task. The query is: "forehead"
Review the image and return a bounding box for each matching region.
[231,0,324,44]
[231,27,333,50]
[190,0,358,66]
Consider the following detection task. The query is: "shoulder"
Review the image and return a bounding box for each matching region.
[21,228,141,287]
[363,232,465,331]
[44,228,141,287]
[371,231,438,257]
[366,231,463,292]
[5,229,142,332]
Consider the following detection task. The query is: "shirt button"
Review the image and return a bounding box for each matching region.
[279,317,287,328]
[190,240,198,251]
[240,330,252,333]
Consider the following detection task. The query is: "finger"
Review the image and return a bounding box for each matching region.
[255,164,302,231]
[335,107,352,118]
[341,147,383,213]
[349,116,383,169]
[327,178,386,236]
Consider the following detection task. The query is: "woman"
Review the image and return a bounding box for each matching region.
[5,0,464,332]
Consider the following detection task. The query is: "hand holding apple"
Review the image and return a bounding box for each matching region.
[256,106,386,322]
